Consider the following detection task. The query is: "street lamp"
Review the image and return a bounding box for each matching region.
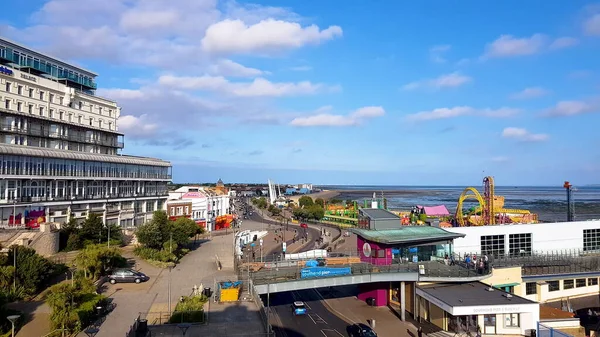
[7,314,20,337]
[12,246,17,291]
[177,323,191,336]
[12,198,17,227]
[167,262,175,317]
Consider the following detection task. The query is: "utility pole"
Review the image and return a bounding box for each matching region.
[13,246,16,291]
[107,224,111,249]
[564,181,574,222]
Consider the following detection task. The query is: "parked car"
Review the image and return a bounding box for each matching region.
[300,223,308,228]
[347,323,377,337]
[108,269,149,284]
[291,301,307,316]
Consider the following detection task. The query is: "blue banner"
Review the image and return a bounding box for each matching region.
[300,267,352,279]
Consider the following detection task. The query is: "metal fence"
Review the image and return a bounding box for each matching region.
[249,278,275,336]
[538,322,574,337]
[137,310,206,325]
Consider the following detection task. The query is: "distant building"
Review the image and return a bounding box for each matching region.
[167,183,231,231]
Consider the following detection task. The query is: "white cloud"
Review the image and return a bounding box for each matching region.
[584,13,600,35]
[542,100,599,117]
[208,59,266,77]
[3,0,341,66]
[429,44,451,63]
[501,127,549,142]
[549,37,579,49]
[510,87,549,100]
[157,75,338,97]
[117,114,158,138]
[201,19,343,55]
[483,34,547,58]
[406,106,520,122]
[290,106,385,127]
[401,72,472,91]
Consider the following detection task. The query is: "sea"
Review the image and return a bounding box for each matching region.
[319,185,600,222]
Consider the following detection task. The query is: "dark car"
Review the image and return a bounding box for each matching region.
[347,323,377,337]
[108,269,149,284]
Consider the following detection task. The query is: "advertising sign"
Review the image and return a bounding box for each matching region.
[300,267,352,279]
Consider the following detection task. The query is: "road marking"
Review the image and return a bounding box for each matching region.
[291,291,312,309]
[312,289,357,324]
[309,313,327,324]
[321,329,344,337]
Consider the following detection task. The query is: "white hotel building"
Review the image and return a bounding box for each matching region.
[0,37,171,228]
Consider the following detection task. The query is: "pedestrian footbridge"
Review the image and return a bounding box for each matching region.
[249,261,490,294]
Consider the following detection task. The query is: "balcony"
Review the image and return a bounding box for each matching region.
[9,192,168,204]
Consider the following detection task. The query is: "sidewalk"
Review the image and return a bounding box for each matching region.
[316,288,418,337]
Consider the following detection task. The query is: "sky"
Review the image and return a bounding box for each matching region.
[1,0,600,186]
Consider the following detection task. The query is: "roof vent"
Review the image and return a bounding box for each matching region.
[504,294,513,299]
[486,287,495,292]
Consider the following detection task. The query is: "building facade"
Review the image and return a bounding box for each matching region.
[0,38,171,228]
[168,185,232,231]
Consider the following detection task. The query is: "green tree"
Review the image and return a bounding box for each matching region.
[0,266,14,288]
[7,246,55,294]
[307,205,325,221]
[79,213,104,244]
[292,208,309,220]
[298,196,314,208]
[314,198,325,207]
[74,245,127,280]
[135,210,170,249]
[330,198,342,204]
[170,217,199,246]
[257,197,268,209]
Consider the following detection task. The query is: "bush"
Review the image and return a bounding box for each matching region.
[74,245,127,280]
[6,246,60,295]
[133,246,175,263]
[169,295,207,323]
[46,278,104,334]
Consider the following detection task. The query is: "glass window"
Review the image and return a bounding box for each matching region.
[481,235,505,257]
[576,279,587,287]
[484,314,496,327]
[509,233,532,257]
[5,82,11,92]
[504,313,519,328]
[583,229,600,251]
[563,279,574,289]
[525,282,537,295]
[548,281,560,292]
[17,85,22,95]
[589,278,598,286]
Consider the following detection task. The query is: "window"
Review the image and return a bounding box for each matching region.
[49,93,54,103]
[5,82,11,92]
[185,206,189,214]
[525,282,537,295]
[99,107,103,114]
[90,104,94,112]
[548,281,560,292]
[39,107,44,116]
[50,109,55,118]
[28,88,34,98]
[16,102,22,112]
[17,85,22,95]
[576,279,586,287]
[78,101,83,109]
[484,315,496,327]
[108,122,112,130]
[59,96,64,105]
[563,279,574,289]
[481,235,505,257]
[28,104,33,114]
[59,111,64,120]
[89,118,93,126]
[504,313,519,328]
[78,115,82,124]
[583,229,600,251]
[68,114,72,122]
[170,207,175,216]
[589,278,598,286]
[4,99,10,109]
[509,233,532,256]
[39,91,44,100]
[98,120,102,128]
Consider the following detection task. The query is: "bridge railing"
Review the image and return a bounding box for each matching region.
[249,259,491,285]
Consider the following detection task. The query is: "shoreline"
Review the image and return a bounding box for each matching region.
[288,190,340,203]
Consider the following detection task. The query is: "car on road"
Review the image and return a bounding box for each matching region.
[347,323,377,337]
[291,301,307,315]
[300,223,308,228]
[108,269,149,284]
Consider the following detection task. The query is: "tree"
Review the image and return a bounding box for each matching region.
[314,198,325,207]
[256,197,268,209]
[136,211,170,249]
[74,245,127,280]
[293,208,309,220]
[298,196,314,208]
[7,246,55,293]
[79,213,104,244]
[170,217,199,246]
[307,205,325,221]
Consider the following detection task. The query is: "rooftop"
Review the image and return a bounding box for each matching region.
[0,144,171,167]
[360,208,400,220]
[418,282,536,307]
[0,37,97,76]
[351,226,465,245]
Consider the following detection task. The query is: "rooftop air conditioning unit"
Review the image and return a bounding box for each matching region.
[504,294,513,298]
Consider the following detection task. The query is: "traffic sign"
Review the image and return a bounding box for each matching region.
[282,242,287,252]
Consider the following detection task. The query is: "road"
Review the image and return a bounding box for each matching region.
[266,288,350,337]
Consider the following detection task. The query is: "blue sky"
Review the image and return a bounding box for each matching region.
[1,0,600,186]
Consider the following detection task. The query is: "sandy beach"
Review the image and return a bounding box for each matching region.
[288,190,340,203]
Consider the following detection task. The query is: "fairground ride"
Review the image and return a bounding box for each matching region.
[455,176,538,226]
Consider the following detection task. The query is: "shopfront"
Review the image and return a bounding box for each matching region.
[415,282,539,336]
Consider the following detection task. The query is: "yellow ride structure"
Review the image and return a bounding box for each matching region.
[455,176,538,226]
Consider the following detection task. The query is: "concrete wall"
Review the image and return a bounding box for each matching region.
[481,266,523,294]
[357,282,388,306]
[524,277,600,303]
[447,220,600,254]
[30,224,59,257]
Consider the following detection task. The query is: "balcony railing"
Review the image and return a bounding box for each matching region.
[8,192,168,204]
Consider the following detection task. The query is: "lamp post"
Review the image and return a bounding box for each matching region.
[13,245,17,291]
[83,327,99,337]
[12,197,17,227]
[107,223,111,249]
[168,262,174,317]
[7,314,20,337]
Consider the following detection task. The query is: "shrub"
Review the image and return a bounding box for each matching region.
[46,278,105,334]
[169,295,207,323]
[74,245,127,280]
[133,246,175,263]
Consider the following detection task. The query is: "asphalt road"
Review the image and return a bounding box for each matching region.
[266,288,350,337]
